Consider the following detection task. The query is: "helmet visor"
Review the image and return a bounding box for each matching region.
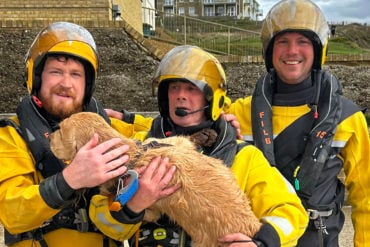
[261,0,329,54]
[153,45,226,93]
[26,22,97,66]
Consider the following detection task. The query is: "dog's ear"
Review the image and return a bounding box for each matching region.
[60,120,78,160]
[70,137,78,159]
[73,122,99,149]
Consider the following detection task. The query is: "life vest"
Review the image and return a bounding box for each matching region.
[3,95,111,245]
[251,69,361,203]
[149,116,238,167]
[16,96,110,178]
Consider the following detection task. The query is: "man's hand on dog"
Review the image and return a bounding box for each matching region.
[62,133,130,189]
[125,156,180,214]
[219,233,257,246]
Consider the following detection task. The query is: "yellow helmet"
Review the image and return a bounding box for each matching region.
[152,45,227,121]
[24,22,99,104]
[261,0,330,71]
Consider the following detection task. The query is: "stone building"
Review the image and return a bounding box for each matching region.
[0,0,144,33]
[156,0,262,20]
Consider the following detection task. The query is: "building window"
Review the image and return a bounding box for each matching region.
[227,6,236,16]
[216,6,224,16]
[179,7,185,15]
[204,6,213,16]
[189,7,195,16]
[203,0,214,3]
[164,8,174,16]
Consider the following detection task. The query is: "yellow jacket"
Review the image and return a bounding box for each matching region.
[92,115,308,247]
[0,116,136,247]
[225,95,370,246]
[230,143,308,246]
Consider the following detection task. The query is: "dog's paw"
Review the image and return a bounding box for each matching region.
[189,128,217,147]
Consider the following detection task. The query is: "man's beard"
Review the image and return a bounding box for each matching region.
[43,101,83,119]
[39,87,84,119]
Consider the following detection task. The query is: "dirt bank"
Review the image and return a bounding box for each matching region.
[0,27,369,114]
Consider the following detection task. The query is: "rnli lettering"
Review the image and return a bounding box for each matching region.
[316,131,327,139]
[265,138,271,144]
[259,112,265,127]
[258,111,271,145]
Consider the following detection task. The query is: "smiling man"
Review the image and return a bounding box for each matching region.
[225,0,370,246]
[271,32,314,84]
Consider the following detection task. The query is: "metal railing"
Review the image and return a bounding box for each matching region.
[142,7,261,56]
[141,7,370,63]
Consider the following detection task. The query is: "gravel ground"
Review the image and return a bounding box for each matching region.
[340,206,355,246]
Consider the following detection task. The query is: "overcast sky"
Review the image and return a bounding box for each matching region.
[259,0,370,24]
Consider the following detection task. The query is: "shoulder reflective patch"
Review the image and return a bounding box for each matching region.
[262,216,293,236]
[25,128,36,142]
[97,212,125,233]
[242,135,253,142]
[331,140,347,148]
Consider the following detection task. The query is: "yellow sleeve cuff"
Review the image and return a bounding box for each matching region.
[89,194,141,241]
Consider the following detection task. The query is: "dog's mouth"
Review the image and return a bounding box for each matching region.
[62,159,72,165]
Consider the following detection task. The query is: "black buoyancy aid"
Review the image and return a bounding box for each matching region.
[251,70,361,201]
[3,96,111,245]
[149,116,239,167]
[16,95,110,178]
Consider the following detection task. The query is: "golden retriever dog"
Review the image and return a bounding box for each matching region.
[50,112,261,247]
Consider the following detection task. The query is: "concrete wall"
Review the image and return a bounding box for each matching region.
[115,0,143,34]
[0,0,110,21]
[0,0,143,34]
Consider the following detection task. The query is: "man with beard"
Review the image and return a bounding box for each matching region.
[0,22,178,247]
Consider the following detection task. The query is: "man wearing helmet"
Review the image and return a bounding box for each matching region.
[0,22,178,247]
[106,45,308,247]
[225,0,370,246]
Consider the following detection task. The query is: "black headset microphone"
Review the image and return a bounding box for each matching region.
[175,105,209,117]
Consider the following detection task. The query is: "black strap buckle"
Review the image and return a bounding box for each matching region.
[74,208,89,232]
[307,208,333,220]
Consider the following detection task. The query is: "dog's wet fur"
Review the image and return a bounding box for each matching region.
[50,112,261,246]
